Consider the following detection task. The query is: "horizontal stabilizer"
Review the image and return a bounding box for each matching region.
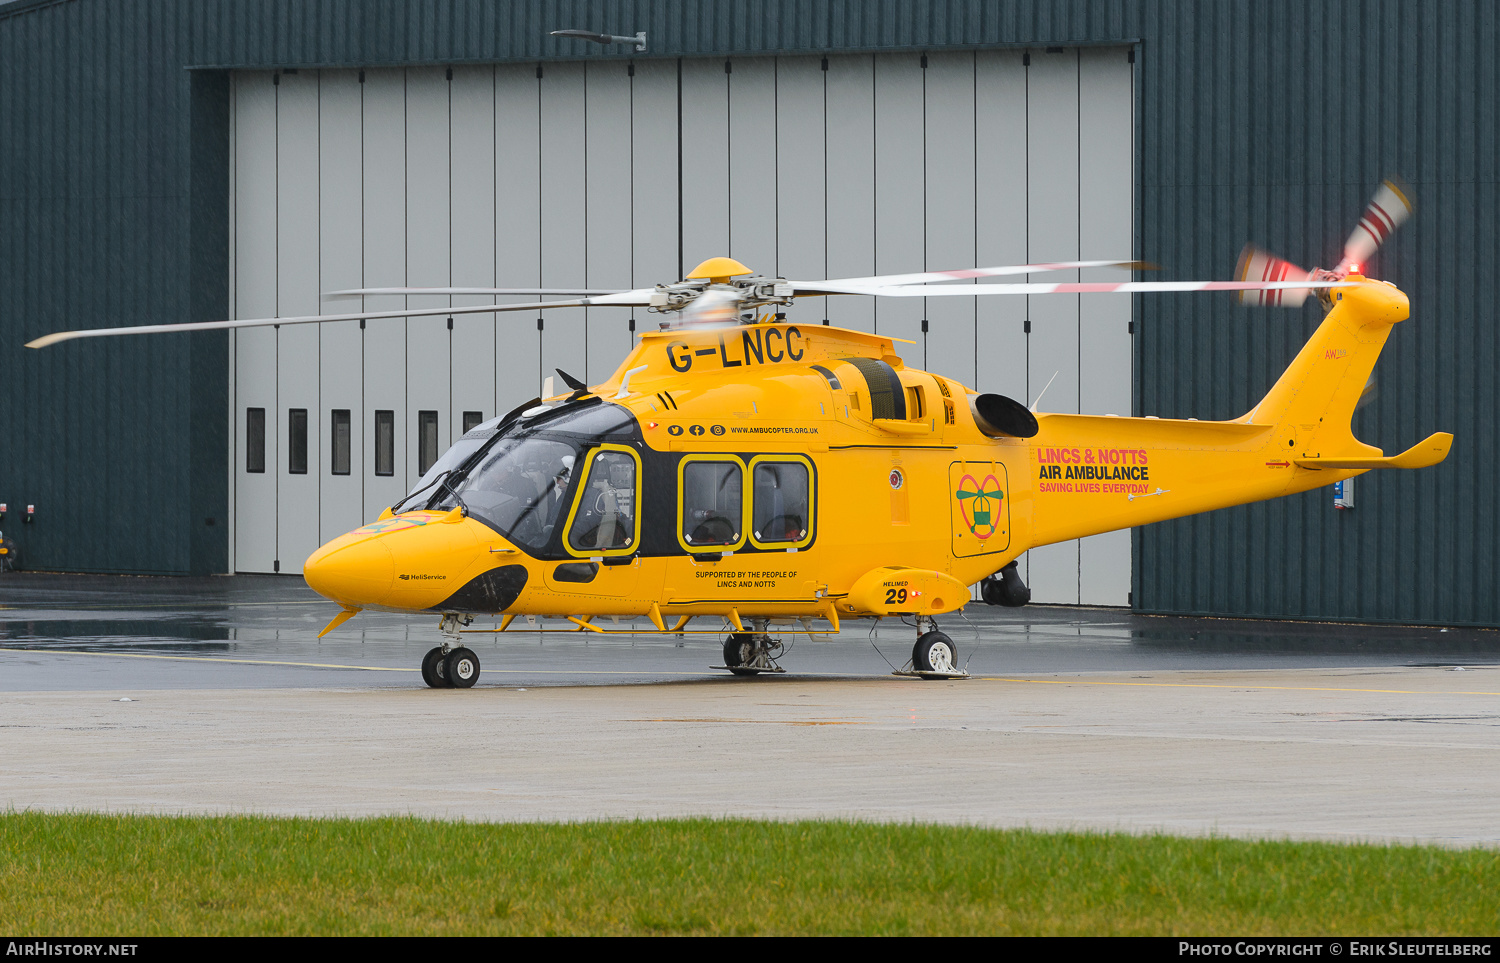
[1294,432,1453,470]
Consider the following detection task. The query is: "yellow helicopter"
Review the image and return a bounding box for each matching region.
[29,181,1449,688]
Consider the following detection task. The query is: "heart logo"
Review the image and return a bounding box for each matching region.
[955,473,1004,539]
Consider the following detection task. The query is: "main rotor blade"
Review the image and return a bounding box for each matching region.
[810,279,1355,298]
[1339,178,1413,273]
[25,292,652,349]
[802,259,1150,291]
[324,286,630,299]
[1236,245,1313,307]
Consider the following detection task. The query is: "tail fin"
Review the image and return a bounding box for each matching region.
[1245,278,1419,462]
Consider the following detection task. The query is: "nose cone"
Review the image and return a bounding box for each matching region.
[305,533,396,607]
[305,510,500,611]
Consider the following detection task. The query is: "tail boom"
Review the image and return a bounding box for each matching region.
[1022,278,1450,547]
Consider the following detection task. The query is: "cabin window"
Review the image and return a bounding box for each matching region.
[680,459,744,550]
[246,408,266,473]
[751,460,812,546]
[288,409,308,474]
[417,410,439,475]
[567,449,638,553]
[374,410,395,476]
[331,410,351,475]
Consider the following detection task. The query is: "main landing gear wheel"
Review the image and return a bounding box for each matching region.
[723,634,759,676]
[444,647,481,688]
[913,631,957,677]
[892,620,968,679]
[421,646,450,688]
[715,622,786,676]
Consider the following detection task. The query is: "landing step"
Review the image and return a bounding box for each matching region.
[891,667,971,680]
[710,664,787,674]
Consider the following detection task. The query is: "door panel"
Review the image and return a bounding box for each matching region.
[319,69,366,541]
[950,461,1012,558]
[276,70,322,574]
[494,63,543,410]
[1025,49,1083,604]
[585,61,635,384]
[232,72,278,573]
[539,62,587,389]
[449,65,498,446]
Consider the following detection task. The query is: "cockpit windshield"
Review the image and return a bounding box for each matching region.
[395,415,505,512]
[440,436,579,548]
[424,400,637,551]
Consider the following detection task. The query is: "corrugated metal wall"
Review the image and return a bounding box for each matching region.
[1131,2,1500,625]
[0,0,228,575]
[2,1,1497,625]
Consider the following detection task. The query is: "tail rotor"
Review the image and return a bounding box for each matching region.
[1236,177,1413,308]
[1236,246,1313,308]
[1337,177,1414,276]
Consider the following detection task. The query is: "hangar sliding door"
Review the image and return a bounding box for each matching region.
[229,48,1133,604]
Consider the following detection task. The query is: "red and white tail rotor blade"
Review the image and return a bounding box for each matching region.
[1338,178,1413,274]
[1235,245,1313,308]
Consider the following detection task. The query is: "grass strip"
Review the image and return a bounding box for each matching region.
[1,813,1496,935]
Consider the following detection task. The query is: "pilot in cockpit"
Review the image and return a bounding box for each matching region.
[570,452,635,550]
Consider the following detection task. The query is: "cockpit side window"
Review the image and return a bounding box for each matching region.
[566,447,639,555]
[679,458,745,552]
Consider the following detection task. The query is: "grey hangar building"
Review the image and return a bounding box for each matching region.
[1,0,1494,627]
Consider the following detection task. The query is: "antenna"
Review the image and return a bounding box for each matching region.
[550,29,647,52]
[1029,371,1059,413]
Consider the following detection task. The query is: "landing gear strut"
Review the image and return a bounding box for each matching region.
[422,613,479,689]
[715,619,786,676]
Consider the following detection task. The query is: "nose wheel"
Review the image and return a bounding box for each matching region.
[421,646,449,687]
[445,647,480,688]
[422,614,480,689]
[421,645,481,688]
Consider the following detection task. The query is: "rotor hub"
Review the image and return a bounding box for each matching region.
[649,275,795,328]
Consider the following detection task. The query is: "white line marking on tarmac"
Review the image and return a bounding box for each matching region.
[0,600,329,611]
[22,650,1478,693]
[981,676,1500,697]
[0,648,878,677]
[0,648,417,671]
[11,649,1495,691]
